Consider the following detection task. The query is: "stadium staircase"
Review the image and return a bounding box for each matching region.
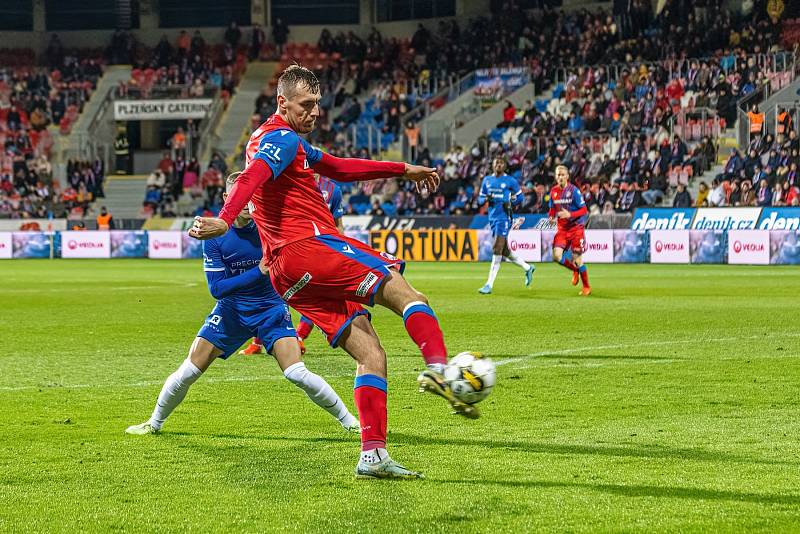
[452,82,539,148]
[51,65,133,185]
[214,62,277,170]
[99,175,148,219]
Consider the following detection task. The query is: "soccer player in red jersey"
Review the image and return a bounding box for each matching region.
[189,65,475,480]
[549,165,591,296]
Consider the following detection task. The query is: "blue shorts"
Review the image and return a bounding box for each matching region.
[490,218,512,238]
[197,302,296,359]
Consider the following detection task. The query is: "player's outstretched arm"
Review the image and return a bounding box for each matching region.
[188,159,273,240]
[311,153,440,193]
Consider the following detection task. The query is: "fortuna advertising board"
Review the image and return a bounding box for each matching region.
[61,231,110,258]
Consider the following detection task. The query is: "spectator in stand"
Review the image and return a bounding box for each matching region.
[114,129,131,174]
[756,178,773,206]
[405,121,420,162]
[225,21,242,50]
[738,179,756,206]
[96,206,114,230]
[176,31,191,58]
[171,127,186,156]
[673,182,692,207]
[499,100,516,128]
[708,178,727,206]
[272,18,289,56]
[250,24,266,60]
[695,181,710,206]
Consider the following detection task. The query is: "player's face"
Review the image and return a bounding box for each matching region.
[279,85,321,134]
[493,159,505,174]
[555,167,569,187]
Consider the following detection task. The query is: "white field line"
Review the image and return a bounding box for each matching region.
[494,332,800,366]
[1,332,797,393]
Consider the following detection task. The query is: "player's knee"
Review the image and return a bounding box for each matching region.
[552,249,562,262]
[412,291,429,306]
[283,361,309,386]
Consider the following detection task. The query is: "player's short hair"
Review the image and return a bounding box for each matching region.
[226,171,241,192]
[555,164,569,174]
[277,64,320,99]
[493,156,507,167]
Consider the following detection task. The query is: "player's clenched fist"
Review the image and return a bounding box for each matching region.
[188,216,229,240]
[404,163,440,194]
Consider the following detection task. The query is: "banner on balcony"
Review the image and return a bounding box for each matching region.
[114,99,213,120]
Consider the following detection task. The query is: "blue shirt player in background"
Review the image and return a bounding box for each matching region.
[125,173,358,435]
[239,173,345,355]
[477,156,534,294]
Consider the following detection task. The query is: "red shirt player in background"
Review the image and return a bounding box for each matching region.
[549,165,591,296]
[188,65,476,480]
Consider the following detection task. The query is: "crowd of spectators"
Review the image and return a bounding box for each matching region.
[711,127,799,207]
[141,150,228,218]
[116,28,248,101]
[0,38,106,219]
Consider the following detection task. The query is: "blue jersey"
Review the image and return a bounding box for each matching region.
[202,221,284,312]
[317,176,344,219]
[478,173,522,221]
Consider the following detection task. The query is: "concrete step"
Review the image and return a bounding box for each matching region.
[216,61,277,165]
[95,175,148,219]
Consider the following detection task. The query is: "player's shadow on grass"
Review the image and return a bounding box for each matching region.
[434,479,800,505]
[389,433,796,467]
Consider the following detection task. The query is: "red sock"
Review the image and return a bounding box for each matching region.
[253,337,263,346]
[402,302,447,367]
[558,257,578,271]
[579,265,590,287]
[353,375,387,451]
[296,317,313,340]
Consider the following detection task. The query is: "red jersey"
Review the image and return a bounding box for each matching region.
[219,114,404,261]
[548,182,588,231]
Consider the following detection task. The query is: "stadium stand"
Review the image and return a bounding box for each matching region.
[0,46,105,219]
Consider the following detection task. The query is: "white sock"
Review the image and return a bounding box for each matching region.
[486,254,502,287]
[360,447,390,464]
[506,252,531,271]
[148,358,203,430]
[427,362,445,374]
[283,362,357,429]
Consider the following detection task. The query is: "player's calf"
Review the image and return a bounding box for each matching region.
[374,272,447,373]
[272,337,358,431]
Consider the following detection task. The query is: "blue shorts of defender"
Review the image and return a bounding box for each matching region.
[197,302,296,359]
[490,217,512,238]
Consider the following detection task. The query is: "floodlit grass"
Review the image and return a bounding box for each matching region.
[1,259,799,532]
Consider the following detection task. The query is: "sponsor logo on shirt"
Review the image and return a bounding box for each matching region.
[282,272,312,300]
[355,272,379,298]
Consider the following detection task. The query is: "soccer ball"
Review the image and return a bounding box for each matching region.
[444,352,496,405]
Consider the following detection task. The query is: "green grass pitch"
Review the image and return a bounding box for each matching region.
[1,259,800,532]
